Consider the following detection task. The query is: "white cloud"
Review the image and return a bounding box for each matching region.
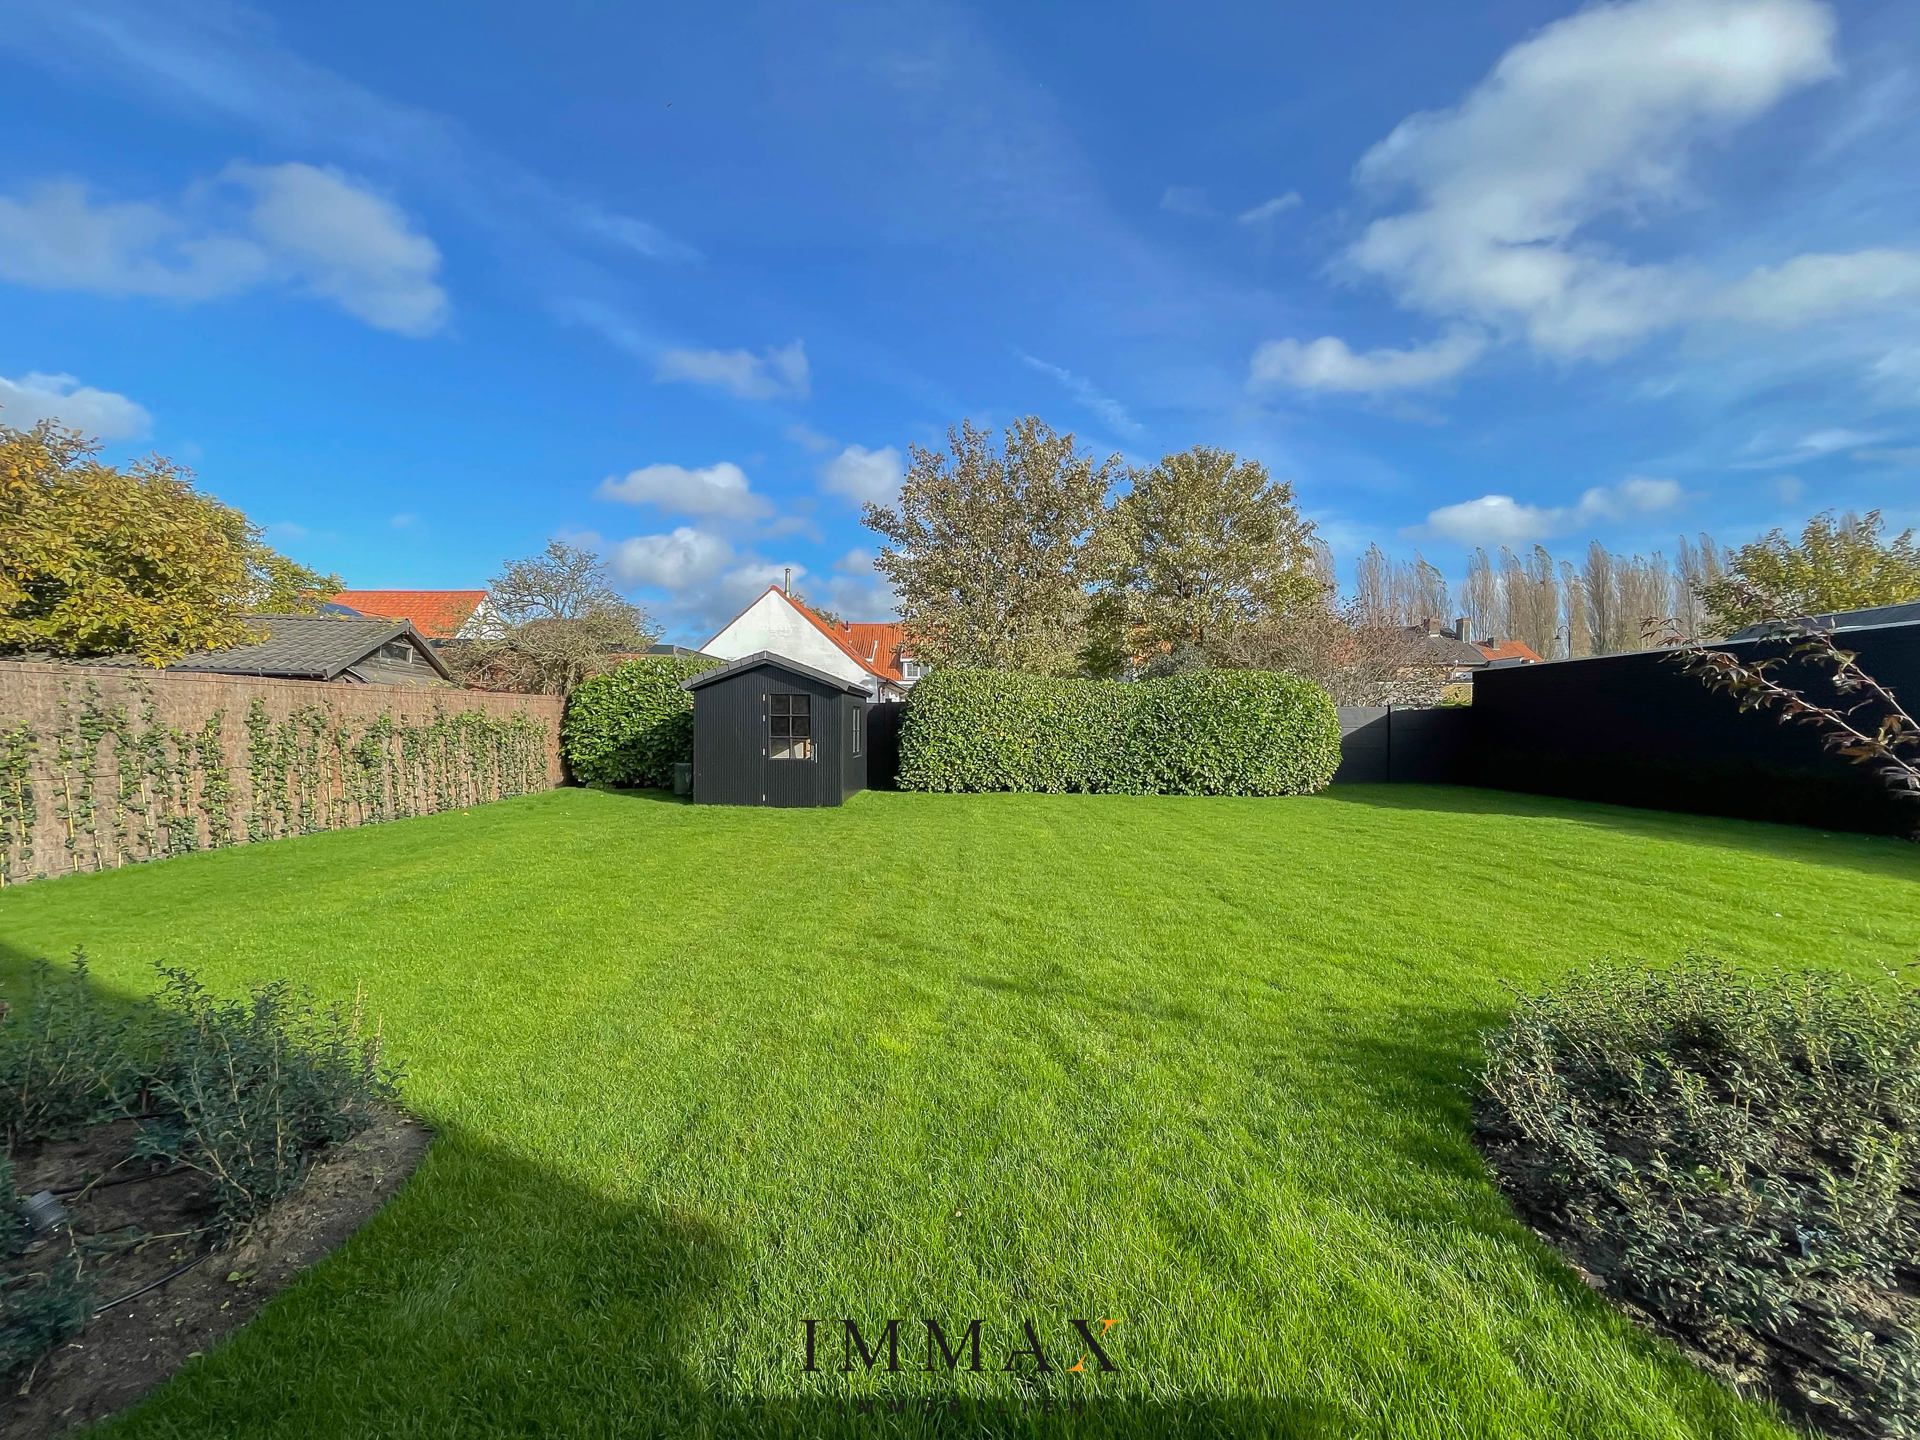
[606,527,734,590]
[820,443,905,507]
[1250,331,1484,393]
[597,461,771,521]
[1159,186,1214,218]
[229,162,446,336]
[1716,249,1920,328]
[0,371,151,439]
[1735,426,1884,467]
[0,164,446,335]
[1017,352,1141,435]
[572,204,702,263]
[1335,0,1839,364]
[1238,193,1301,225]
[1773,475,1806,503]
[655,340,809,401]
[1423,475,1684,544]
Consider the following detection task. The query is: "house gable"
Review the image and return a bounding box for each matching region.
[702,588,894,697]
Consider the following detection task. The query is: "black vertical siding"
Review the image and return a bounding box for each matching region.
[689,660,867,807]
[1470,624,1920,833]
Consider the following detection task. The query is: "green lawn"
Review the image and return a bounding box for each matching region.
[2,786,1916,1438]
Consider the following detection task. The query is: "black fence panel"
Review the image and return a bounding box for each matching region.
[1470,623,1920,835]
[867,701,904,790]
[1333,706,1476,785]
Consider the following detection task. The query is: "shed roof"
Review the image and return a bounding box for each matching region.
[680,650,870,696]
[116,614,453,682]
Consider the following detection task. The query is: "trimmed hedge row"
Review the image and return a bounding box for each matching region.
[561,655,721,787]
[898,668,1340,795]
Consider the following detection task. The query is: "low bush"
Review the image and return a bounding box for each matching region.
[1478,956,1920,1439]
[562,655,722,788]
[139,968,399,1230]
[0,955,141,1148]
[899,667,1340,796]
[1,955,399,1232]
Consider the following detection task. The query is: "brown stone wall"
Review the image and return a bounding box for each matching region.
[0,663,564,885]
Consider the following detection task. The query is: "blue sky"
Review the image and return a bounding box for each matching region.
[1,0,1916,644]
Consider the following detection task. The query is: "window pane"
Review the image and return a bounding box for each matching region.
[792,694,810,714]
[771,717,789,738]
[791,715,809,737]
[772,694,790,715]
[795,737,813,760]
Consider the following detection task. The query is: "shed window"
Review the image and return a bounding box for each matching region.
[853,706,863,756]
[769,693,813,761]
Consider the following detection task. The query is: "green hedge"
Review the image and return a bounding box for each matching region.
[561,655,721,787]
[898,668,1339,795]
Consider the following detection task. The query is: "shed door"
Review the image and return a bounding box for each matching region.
[763,689,817,807]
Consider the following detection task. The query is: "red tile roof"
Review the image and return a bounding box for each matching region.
[740,586,909,684]
[831,621,910,682]
[330,589,486,640]
[1475,638,1544,665]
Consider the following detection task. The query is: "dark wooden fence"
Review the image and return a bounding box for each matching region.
[1334,707,1475,784]
[1468,623,1919,835]
[866,702,904,790]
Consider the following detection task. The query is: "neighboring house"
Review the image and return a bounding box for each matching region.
[1472,637,1545,667]
[329,589,495,642]
[90,614,452,686]
[702,584,914,701]
[1396,618,1542,681]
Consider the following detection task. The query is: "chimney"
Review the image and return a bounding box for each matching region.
[1424,617,1442,637]
[783,566,792,596]
[1454,615,1469,643]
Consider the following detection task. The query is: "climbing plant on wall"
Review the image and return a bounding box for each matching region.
[0,678,554,884]
[0,721,35,884]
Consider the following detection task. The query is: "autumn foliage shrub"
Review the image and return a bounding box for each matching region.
[561,655,721,788]
[899,667,1339,795]
[1478,957,1920,1438]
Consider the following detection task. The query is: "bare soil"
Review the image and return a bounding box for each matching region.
[3,1109,428,1438]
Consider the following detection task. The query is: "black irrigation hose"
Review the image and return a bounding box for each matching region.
[90,1252,210,1316]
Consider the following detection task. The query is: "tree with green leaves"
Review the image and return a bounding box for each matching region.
[1698,511,1920,633]
[0,420,338,665]
[1109,446,1321,667]
[864,417,1122,674]
[446,539,657,695]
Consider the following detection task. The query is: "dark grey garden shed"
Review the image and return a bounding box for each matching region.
[681,651,869,807]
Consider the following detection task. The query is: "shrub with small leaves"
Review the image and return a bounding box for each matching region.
[0,954,143,1148]
[561,655,723,788]
[139,967,400,1231]
[1478,956,1920,1439]
[0,1251,90,1379]
[899,666,1340,796]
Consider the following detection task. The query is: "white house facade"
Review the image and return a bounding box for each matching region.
[702,586,908,702]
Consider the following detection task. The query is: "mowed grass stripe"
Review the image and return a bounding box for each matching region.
[0,785,1913,1437]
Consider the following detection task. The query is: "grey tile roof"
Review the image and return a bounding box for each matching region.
[1394,627,1486,667]
[86,614,452,681]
